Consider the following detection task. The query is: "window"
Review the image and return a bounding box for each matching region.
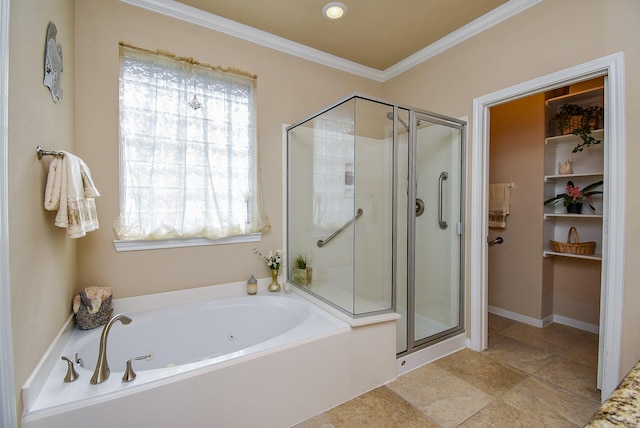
[115,44,269,245]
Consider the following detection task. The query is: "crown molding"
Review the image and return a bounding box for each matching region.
[121,0,541,83]
[120,0,385,81]
[382,0,542,80]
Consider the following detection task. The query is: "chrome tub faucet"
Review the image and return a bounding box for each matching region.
[90,314,132,385]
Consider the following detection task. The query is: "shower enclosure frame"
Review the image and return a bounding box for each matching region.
[402,108,466,356]
[285,92,466,355]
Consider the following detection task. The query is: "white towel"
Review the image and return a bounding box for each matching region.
[44,151,100,238]
[489,183,511,229]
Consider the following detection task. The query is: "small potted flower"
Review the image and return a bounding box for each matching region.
[253,248,283,292]
[544,180,603,214]
[292,254,312,287]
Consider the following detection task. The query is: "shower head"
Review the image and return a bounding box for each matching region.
[386,112,410,131]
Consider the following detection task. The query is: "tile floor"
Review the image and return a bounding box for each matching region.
[295,313,601,427]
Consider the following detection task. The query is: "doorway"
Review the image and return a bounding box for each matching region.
[469,53,626,401]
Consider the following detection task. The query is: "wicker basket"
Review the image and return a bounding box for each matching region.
[550,226,595,255]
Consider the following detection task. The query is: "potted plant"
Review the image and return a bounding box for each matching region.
[571,105,604,153]
[292,254,312,286]
[544,180,603,214]
[549,103,604,153]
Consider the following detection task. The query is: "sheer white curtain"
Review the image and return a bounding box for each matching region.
[116,44,269,241]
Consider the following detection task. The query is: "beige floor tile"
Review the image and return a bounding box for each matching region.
[483,333,554,374]
[534,355,601,401]
[324,386,439,428]
[388,363,494,428]
[562,333,599,368]
[458,398,546,428]
[499,322,574,355]
[502,376,600,427]
[292,413,335,428]
[296,318,602,427]
[488,313,517,334]
[433,348,527,396]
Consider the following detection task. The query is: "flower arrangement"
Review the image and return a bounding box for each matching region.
[253,247,283,271]
[544,180,603,211]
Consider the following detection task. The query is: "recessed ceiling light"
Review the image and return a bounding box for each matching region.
[322,2,347,20]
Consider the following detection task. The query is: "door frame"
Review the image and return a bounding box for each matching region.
[468,52,626,401]
[0,0,17,426]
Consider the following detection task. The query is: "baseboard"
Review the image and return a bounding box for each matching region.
[488,305,598,334]
[552,314,599,334]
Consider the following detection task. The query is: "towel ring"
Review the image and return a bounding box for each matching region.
[36,146,64,160]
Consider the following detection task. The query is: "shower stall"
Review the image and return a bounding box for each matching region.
[286,93,465,355]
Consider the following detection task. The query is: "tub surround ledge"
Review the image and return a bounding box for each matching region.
[21,280,398,428]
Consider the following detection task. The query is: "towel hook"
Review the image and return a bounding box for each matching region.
[36,145,64,160]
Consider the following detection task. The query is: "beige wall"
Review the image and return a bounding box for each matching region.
[383,0,640,374]
[8,0,76,409]
[487,94,546,320]
[72,0,382,297]
[7,0,640,420]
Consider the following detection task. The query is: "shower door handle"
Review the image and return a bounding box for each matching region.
[415,198,425,217]
[438,172,448,229]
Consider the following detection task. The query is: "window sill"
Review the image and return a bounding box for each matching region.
[113,233,262,252]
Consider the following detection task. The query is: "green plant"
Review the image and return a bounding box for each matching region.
[544,180,603,211]
[571,105,604,152]
[549,103,583,133]
[294,254,309,269]
[549,103,604,153]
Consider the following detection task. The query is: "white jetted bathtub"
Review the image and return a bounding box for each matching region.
[21,281,398,428]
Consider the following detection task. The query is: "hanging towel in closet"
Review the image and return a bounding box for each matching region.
[489,183,511,229]
[44,151,100,238]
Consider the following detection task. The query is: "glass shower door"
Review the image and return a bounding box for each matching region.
[409,112,464,348]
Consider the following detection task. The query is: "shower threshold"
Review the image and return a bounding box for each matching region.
[396,332,466,376]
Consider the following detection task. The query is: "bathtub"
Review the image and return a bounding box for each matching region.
[21,281,398,428]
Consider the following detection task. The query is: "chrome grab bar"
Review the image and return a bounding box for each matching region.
[438,172,448,229]
[317,208,363,248]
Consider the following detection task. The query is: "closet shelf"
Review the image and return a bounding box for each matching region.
[543,250,602,261]
[545,129,604,145]
[544,173,603,182]
[545,86,604,107]
[544,213,602,220]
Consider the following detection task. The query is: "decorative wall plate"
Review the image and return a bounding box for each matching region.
[44,22,63,103]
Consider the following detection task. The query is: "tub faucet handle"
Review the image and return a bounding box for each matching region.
[122,353,152,382]
[61,356,79,382]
